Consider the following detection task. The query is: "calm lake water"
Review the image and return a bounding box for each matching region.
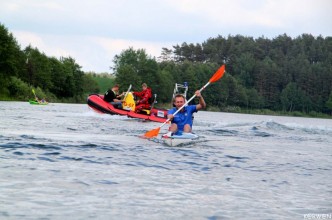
[1,101,331,219]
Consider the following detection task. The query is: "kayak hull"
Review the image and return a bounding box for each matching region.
[161,133,199,147]
[168,133,199,139]
[29,100,48,105]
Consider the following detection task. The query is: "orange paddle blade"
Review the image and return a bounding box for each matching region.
[143,127,161,138]
[209,65,225,83]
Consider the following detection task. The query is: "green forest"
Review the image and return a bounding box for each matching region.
[1,23,332,117]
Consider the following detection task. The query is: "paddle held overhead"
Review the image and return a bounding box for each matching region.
[142,64,226,139]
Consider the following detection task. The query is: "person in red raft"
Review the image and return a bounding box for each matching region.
[132,83,152,113]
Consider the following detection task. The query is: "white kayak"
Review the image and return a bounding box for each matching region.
[161,132,199,147]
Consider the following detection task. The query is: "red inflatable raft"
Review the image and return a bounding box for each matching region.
[87,93,168,123]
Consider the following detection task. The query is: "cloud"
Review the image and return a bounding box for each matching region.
[12,30,175,73]
[12,30,95,71]
[165,0,332,37]
[2,0,331,72]
[13,31,75,57]
[96,37,175,58]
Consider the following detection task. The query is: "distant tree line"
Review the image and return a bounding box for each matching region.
[1,22,332,115]
[114,34,332,114]
[0,23,99,102]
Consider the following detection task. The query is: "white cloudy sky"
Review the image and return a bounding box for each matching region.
[1,0,331,73]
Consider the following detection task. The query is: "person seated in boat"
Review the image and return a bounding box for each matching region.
[164,91,206,137]
[133,83,152,113]
[35,97,41,103]
[104,84,124,109]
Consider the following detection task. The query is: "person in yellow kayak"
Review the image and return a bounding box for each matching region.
[104,84,124,109]
[163,90,206,137]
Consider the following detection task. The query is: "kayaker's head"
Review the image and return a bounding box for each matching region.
[173,94,186,109]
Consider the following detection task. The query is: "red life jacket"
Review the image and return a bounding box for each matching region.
[133,87,152,105]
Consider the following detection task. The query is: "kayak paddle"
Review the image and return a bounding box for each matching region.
[32,89,38,101]
[142,64,226,139]
[122,84,132,101]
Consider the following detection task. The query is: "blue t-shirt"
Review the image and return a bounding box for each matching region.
[168,105,197,133]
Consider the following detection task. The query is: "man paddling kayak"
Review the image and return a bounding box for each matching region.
[163,91,206,138]
[142,65,225,139]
